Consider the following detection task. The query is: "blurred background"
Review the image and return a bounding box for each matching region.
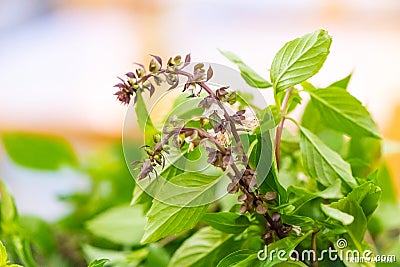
[0,0,400,239]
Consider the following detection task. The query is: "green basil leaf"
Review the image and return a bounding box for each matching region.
[141,173,219,243]
[346,182,381,220]
[202,212,251,234]
[308,87,381,139]
[270,30,331,92]
[299,126,357,189]
[220,50,272,88]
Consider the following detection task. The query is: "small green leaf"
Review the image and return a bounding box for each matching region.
[307,87,381,139]
[2,132,77,170]
[87,259,109,267]
[299,126,357,188]
[220,50,272,88]
[270,29,331,92]
[202,212,251,234]
[168,227,239,267]
[346,182,381,220]
[321,204,354,225]
[86,205,146,246]
[141,173,219,243]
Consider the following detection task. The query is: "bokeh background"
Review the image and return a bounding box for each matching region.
[1,0,399,223]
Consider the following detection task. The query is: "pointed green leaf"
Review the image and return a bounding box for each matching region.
[308,87,381,139]
[328,73,352,89]
[168,227,239,267]
[299,126,357,188]
[220,50,272,88]
[141,173,219,243]
[346,182,381,219]
[202,212,251,234]
[270,30,331,92]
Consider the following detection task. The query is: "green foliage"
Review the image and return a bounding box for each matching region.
[306,87,381,139]
[141,173,218,243]
[2,132,76,170]
[299,126,357,189]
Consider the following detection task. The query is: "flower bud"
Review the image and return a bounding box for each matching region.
[153,133,161,143]
[144,147,153,156]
